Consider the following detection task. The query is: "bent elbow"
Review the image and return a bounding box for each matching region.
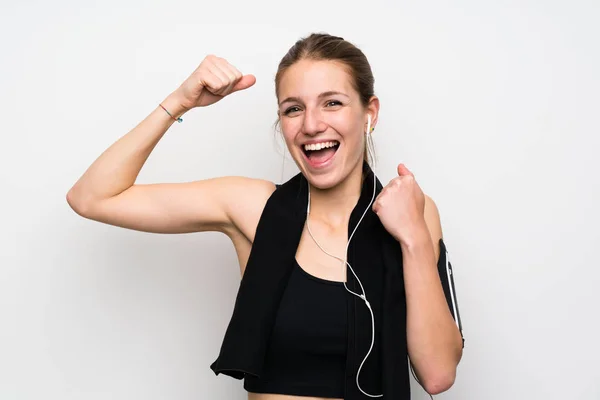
[422,371,456,395]
[66,188,94,218]
[66,189,82,213]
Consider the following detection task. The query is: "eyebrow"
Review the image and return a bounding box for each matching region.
[278,91,349,106]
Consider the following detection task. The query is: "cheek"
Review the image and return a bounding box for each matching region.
[327,111,362,137]
[334,120,364,147]
[280,119,301,141]
[279,124,298,151]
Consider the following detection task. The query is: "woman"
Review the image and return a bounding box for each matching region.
[67,33,464,400]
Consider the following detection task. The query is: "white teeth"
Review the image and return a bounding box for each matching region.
[304,141,338,152]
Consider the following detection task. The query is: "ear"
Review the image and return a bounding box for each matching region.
[365,96,381,133]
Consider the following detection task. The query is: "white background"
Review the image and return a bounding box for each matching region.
[1,0,599,399]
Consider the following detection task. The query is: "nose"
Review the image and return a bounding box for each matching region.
[302,108,327,136]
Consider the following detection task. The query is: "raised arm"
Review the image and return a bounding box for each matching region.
[66,55,270,237]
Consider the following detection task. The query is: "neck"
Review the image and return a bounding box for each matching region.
[307,162,365,228]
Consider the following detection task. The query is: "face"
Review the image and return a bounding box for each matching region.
[277,59,377,189]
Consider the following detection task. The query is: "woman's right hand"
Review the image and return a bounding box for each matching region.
[174,55,256,111]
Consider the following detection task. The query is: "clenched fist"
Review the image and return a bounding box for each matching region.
[372,164,427,245]
[174,55,256,110]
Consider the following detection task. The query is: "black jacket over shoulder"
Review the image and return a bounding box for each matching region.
[210,162,464,399]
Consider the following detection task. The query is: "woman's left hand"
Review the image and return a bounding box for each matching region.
[372,163,428,245]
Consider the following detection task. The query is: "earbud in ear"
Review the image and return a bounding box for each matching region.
[366,115,372,135]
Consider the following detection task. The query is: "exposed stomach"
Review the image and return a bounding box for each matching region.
[248,393,343,400]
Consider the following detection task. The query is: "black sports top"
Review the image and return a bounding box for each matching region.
[243,259,351,398]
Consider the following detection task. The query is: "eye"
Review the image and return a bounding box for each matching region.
[325,100,343,107]
[283,106,302,116]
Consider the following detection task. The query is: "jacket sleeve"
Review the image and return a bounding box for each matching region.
[437,239,465,348]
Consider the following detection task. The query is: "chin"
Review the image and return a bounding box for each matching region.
[303,171,342,190]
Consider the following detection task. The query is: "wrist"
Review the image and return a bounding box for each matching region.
[398,223,431,250]
[161,92,190,119]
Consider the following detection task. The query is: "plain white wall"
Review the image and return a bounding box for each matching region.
[1,0,599,399]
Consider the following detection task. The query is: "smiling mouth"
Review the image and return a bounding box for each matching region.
[302,140,340,165]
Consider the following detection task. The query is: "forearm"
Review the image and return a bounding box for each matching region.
[402,227,462,393]
[67,93,187,206]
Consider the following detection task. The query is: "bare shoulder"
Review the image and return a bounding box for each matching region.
[423,194,443,260]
